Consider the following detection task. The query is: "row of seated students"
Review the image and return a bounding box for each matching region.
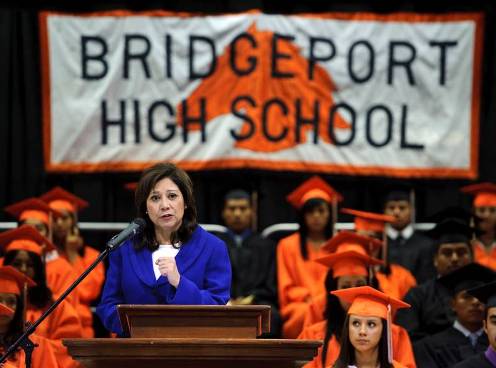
[2,178,496,367]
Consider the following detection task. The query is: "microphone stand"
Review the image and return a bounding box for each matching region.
[0,235,125,368]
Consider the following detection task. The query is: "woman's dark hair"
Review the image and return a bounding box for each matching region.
[333,315,392,368]
[321,270,379,367]
[134,162,198,251]
[297,198,333,260]
[3,250,53,309]
[1,294,24,349]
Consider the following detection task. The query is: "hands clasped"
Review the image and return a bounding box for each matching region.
[155,256,181,287]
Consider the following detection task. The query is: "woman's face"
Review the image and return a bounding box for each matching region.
[9,250,36,280]
[146,177,185,234]
[336,275,368,311]
[0,293,17,312]
[53,210,74,239]
[348,314,383,355]
[304,202,330,234]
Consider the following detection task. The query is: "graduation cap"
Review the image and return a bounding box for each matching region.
[0,266,36,296]
[0,225,57,256]
[438,263,496,298]
[427,206,475,226]
[0,303,14,317]
[461,182,496,208]
[341,208,395,233]
[331,286,410,364]
[4,197,61,226]
[286,176,343,209]
[426,218,477,244]
[322,231,383,256]
[467,280,496,308]
[315,250,383,277]
[40,186,89,214]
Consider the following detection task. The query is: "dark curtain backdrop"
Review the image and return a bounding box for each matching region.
[1,0,496,250]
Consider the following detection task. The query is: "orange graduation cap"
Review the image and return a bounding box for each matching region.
[0,225,57,256]
[4,197,61,226]
[331,286,410,364]
[461,182,496,208]
[315,250,383,277]
[322,231,383,256]
[341,208,395,233]
[40,186,89,213]
[286,176,343,209]
[0,266,36,295]
[0,303,14,317]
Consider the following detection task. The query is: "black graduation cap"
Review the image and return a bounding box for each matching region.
[384,183,413,203]
[426,218,477,244]
[467,280,496,308]
[438,263,496,297]
[427,206,475,226]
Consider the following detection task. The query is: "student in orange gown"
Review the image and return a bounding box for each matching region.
[0,226,83,368]
[298,232,416,368]
[461,183,496,271]
[40,187,105,338]
[341,208,417,300]
[277,176,342,338]
[4,197,79,308]
[332,286,411,368]
[0,267,59,368]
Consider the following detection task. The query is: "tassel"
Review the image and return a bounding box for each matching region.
[387,303,393,364]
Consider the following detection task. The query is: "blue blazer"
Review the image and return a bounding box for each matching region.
[96,225,232,335]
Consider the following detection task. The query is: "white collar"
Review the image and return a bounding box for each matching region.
[386,223,414,240]
[453,320,484,338]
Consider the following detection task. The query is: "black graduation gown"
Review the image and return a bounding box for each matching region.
[413,326,488,368]
[388,230,436,284]
[453,353,495,367]
[216,231,281,337]
[395,278,455,342]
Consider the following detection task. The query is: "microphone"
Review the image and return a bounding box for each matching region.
[107,218,146,250]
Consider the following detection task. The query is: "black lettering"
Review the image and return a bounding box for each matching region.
[123,34,151,79]
[262,98,288,141]
[101,100,126,145]
[148,100,176,143]
[348,40,375,83]
[308,37,336,80]
[81,36,108,80]
[230,33,257,76]
[328,103,356,146]
[400,105,424,150]
[230,96,256,141]
[295,99,319,143]
[189,36,217,79]
[365,105,393,148]
[165,34,172,78]
[181,99,206,143]
[388,41,416,85]
[271,33,295,78]
[429,41,458,86]
[133,100,140,144]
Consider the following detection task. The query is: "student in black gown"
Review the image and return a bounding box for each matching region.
[215,189,281,337]
[396,218,475,341]
[413,263,496,367]
[454,280,496,367]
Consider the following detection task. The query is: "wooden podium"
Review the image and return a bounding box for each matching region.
[63,305,321,368]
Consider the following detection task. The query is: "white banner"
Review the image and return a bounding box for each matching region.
[40,11,483,178]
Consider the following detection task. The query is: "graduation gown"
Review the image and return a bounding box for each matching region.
[473,240,496,271]
[277,232,330,338]
[453,353,495,367]
[395,278,455,342]
[96,225,232,336]
[298,320,416,368]
[387,231,436,284]
[72,245,105,338]
[414,326,488,368]
[0,334,59,368]
[46,254,80,308]
[376,264,417,300]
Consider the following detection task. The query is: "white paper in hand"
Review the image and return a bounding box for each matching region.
[152,244,180,280]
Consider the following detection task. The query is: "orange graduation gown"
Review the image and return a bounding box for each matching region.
[46,253,80,308]
[473,240,496,271]
[298,320,416,368]
[0,334,58,368]
[277,233,330,338]
[376,264,417,300]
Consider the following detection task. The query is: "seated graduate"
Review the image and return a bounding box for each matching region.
[0,266,59,368]
[414,263,496,367]
[298,232,415,368]
[454,280,496,367]
[96,162,232,336]
[331,286,411,368]
[395,218,475,342]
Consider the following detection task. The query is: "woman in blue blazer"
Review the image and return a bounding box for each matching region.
[96,163,232,336]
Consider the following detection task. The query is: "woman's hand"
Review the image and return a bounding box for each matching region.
[155,256,181,287]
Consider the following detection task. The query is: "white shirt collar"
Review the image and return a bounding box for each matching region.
[386,223,414,240]
[453,319,484,338]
